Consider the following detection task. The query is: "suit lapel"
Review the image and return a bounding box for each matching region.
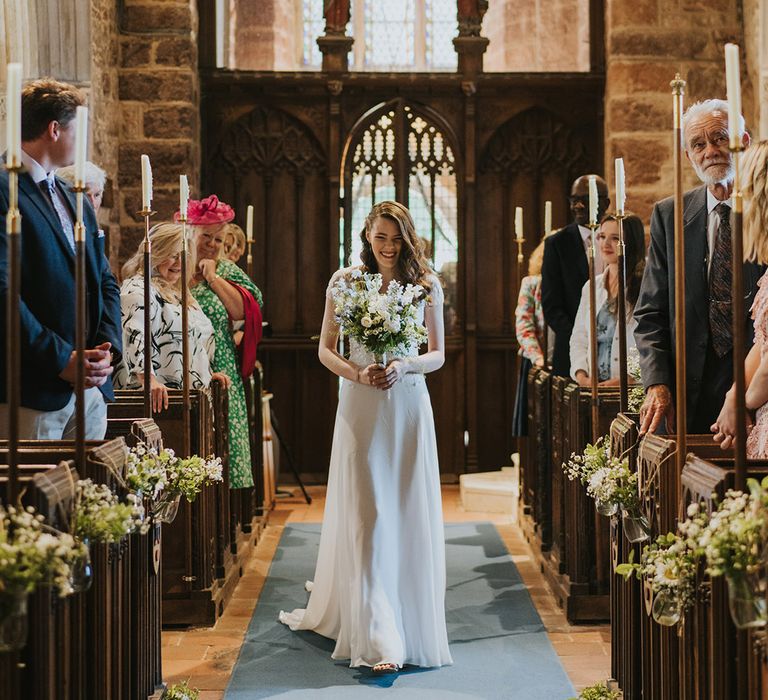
[18,173,75,262]
[56,176,99,282]
[565,223,588,280]
[683,186,708,325]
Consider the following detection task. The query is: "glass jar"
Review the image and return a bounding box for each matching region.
[726,574,768,630]
[69,539,93,593]
[621,510,651,543]
[153,492,181,524]
[595,499,618,517]
[651,588,682,626]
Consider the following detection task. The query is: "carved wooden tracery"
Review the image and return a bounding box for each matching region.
[216,106,326,177]
[479,107,587,176]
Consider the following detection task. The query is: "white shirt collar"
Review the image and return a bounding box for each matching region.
[707,188,733,214]
[578,224,592,243]
[20,149,51,185]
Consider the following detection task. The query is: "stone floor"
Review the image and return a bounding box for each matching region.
[161,485,611,698]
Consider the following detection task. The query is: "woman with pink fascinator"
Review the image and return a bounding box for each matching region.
[181,195,264,489]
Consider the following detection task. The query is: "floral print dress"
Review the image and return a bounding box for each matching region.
[114,275,215,390]
[192,259,263,489]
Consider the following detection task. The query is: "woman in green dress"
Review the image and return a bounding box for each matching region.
[184,196,263,489]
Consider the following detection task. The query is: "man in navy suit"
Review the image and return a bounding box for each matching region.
[0,79,121,439]
[635,99,758,436]
[541,175,610,377]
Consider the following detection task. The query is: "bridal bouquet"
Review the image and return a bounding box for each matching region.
[330,269,428,362]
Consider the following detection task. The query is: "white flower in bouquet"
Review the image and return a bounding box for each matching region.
[331,270,429,360]
[126,442,174,499]
[166,455,224,503]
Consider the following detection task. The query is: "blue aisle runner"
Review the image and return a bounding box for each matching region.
[225,522,575,699]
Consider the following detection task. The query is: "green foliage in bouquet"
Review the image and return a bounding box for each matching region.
[568,681,621,700]
[162,681,199,700]
[71,479,145,543]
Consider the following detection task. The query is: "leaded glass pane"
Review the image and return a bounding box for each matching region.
[302,0,325,68]
[363,0,415,69]
[425,0,458,70]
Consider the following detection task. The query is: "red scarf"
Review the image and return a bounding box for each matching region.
[226,281,262,378]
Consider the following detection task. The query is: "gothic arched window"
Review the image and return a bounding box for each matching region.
[341,101,460,333]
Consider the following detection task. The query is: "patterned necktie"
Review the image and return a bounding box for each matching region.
[42,176,75,251]
[709,202,732,357]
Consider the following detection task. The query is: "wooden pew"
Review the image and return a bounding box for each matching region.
[106,386,241,626]
[679,453,768,700]
[519,367,553,557]
[0,436,163,700]
[609,412,641,700]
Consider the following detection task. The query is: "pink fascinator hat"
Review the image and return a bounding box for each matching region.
[175,195,235,224]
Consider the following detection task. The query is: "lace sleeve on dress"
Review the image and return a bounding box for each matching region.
[426,275,443,307]
[326,267,352,300]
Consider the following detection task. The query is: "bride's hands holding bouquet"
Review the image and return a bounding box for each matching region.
[378,360,405,390]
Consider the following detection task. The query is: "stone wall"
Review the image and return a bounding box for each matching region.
[484,0,590,72]
[90,0,121,270]
[116,0,200,265]
[604,0,749,222]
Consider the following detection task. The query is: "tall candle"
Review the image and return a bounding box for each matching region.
[179,174,189,220]
[141,154,153,210]
[514,206,523,239]
[74,106,88,185]
[588,175,598,225]
[544,200,552,236]
[725,43,743,149]
[246,205,254,243]
[615,158,625,216]
[5,63,21,167]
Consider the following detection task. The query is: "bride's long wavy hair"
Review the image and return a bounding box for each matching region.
[743,140,768,264]
[359,201,433,291]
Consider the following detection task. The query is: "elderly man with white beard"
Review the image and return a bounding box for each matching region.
[634,99,763,436]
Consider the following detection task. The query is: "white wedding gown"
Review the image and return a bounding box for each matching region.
[279,269,453,669]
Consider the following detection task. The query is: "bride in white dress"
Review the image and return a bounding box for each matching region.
[279,201,453,674]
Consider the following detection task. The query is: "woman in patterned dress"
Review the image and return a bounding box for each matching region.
[114,223,229,411]
[511,238,548,437]
[185,196,264,489]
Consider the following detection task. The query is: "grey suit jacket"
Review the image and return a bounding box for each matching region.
[633,185,763,427]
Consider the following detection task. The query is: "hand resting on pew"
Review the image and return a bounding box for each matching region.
[133,370,232,413]
[639,383,674,435]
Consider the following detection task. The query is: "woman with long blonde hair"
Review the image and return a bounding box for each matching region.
[114,223,226,412]
[714,141,768,456]
[279,201,452,674]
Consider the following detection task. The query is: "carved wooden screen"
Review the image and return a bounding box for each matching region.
[475,105,593,469]
[341,99,463,477]
[207,103,337,478]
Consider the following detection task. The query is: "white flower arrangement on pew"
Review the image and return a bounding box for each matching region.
[562,436,640,515]
[617,479,768,629]
[331,269,428,362]
[72,479,147,542]
[0,505,87,599]
[125,442,223,506]
[626,347,645,414]
[162,681,199,700]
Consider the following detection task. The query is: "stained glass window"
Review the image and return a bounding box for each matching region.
[301,0,457,71]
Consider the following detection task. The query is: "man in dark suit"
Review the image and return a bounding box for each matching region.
[0,79,121,439]
[635,99,756,435]
[541,175,610,376]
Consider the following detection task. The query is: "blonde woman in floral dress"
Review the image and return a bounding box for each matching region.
[184,196,263,489]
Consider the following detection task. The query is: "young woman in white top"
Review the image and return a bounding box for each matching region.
[570,213,646,386]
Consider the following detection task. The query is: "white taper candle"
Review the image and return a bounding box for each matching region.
[141,154,153,210]
[74,106,88,186]
[515,206,523,239]
[615,158,625,216]
[179,174,189,220]
[724,43,743,149]
[588,175,598,225]
[6,63,22,167]
[246,205,254,243]
[544,200,552,236]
